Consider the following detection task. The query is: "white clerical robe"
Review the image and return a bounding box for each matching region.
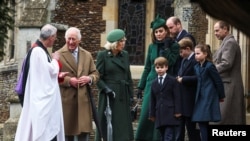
[15,47,65,141]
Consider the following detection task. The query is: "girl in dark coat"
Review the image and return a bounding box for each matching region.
[193,44,225,141]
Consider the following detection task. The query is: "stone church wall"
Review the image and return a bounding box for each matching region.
[52,0,106,59]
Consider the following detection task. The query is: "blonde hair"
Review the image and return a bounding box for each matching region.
[103,41,118,50]
[103,37,126,50]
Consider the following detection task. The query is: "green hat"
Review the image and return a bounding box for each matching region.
[107,29,125,43]
[150,15,166,30]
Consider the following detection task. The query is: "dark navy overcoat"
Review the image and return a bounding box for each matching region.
[192,61,225,122]
[149,75,182,128]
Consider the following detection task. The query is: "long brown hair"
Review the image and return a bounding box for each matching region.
[151,25,170,43]
[195,44,213,62]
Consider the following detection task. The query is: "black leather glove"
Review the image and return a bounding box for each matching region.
[103,86,115,98]
[137,89,143,99]
[130,97,134,106]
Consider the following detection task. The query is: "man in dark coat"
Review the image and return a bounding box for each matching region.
[166,16,199,141]
[166,16,196,77]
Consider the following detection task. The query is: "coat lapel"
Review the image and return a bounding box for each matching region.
[77,48,85,77]
[176,30,188,41]
[199,61,208,74]
[61,45,77,74]
[107,50,126,70]
[161,75,169,90]
[182,54,195,74]
[214,34,233,62]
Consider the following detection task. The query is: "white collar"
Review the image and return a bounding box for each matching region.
[158,73,167,79]
[176,30,184,40]
[186,52,194,60]
[72,47,79,53]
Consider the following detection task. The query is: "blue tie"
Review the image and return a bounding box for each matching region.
[159,76,163,85]
[72,50,78,63]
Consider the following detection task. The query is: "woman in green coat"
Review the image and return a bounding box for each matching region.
[135,16,180,141]
[95,29,134,141]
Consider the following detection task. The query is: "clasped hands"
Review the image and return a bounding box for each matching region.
[69,76,92,88]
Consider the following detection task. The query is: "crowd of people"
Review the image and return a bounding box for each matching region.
[14,15,245,141]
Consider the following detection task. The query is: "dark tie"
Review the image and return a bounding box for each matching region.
[178,58,187,76]
[182,58,187,68]
[159,76,163,86]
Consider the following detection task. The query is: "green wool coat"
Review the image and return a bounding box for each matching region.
[135,41,180,141]
[95,49,134,141]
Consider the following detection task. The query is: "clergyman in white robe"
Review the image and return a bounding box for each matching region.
[14,46,65,141]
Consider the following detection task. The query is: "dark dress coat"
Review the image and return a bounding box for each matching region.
[213,34,246,124]
[178,53,198,117]
[58,45,99,135]
[149,75,182,129]
[192,61,225,122]
[173,29,196,77]
[135,41,179,141]
[176,29,196,45]
[95,49,134,141]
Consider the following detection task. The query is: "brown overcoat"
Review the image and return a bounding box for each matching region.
[58,45,99,135]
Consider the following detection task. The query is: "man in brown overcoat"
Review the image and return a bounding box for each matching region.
[58,27,99,141]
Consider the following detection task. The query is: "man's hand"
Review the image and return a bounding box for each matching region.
[69,77,79,88]
[78,76,91,86]
[52,51,60,60]
[58,72,69,78]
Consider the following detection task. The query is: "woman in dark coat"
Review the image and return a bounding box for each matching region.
[135,15,180,141]
[95,29,134,141]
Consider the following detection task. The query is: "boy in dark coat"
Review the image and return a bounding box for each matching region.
[149,57,182,141]
[176,38,201,141]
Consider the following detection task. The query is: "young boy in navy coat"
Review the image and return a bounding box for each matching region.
[176,37,201,141]
[149,56,182,141]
